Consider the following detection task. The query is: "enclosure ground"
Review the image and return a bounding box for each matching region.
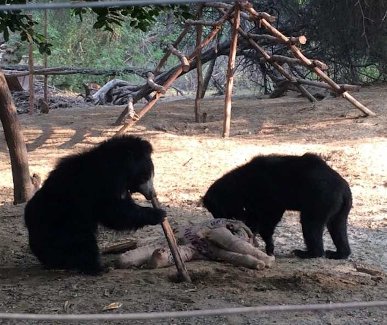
[0,85,386,324]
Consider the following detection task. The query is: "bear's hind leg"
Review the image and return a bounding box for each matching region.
[294,213,325,258]
[69,239,105,275]
[326,217,351,259]
[50,233,104,275]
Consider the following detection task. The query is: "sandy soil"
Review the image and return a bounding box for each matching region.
[0,85,386,324]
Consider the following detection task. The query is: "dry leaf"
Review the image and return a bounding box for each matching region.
[102,302,122,311]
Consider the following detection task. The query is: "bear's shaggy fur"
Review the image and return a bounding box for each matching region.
[203,153,352,259]
[24,136,165,275]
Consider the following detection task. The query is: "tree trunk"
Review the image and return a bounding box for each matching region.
[223,4,240,138]
[201,57,217,99]
[0,71,35,204]
[194,5,204,123]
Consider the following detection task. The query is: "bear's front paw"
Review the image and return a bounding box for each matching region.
[325,250,350,260]
[148,208,166,225]
[293,249,311,259]
[294,249,324,259]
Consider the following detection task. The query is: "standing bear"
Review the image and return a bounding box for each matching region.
[203,153,352,259]
[24,136,165,275]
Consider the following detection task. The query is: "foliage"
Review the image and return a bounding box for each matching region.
[33,9,186,91]
[305,0,387,82]
[0,1,192,91]
[0,1,52,54]
[247,0,387,84]
[73,4,191,32]
[0,1,191,55]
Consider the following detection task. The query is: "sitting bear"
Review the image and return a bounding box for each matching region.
[203,153,352,260]
[24,136,165,275]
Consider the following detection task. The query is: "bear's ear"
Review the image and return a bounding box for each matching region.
[126,138,153,160]
[113,136,152,158]
[137,138,153,156]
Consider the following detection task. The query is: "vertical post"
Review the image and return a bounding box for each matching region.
[194,5,204,123]
[222,3,240,137]
[43,8,48,103]
[27,14,34,114]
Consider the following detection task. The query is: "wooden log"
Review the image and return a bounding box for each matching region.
[185,19,222,26]
[146,72,165,94]
[189,5,234,60]
[241,3,376,116]
[235,22,317,103]
[115,67,183,135]
[249,33,306,45]
[111,85,140,94]
[114,8,231,132]
[0,71,36,203]
[259,55,302,67]
[167,45,190,72]
[202,57,217,100]
[91,79,131,105]
[212,5,317,103]
[185,8,238,27]
[295,78,361,92]
[150,196,191,282]
[222,3,240,138]
[115,97,139,125]
[101,239,137,255]
[205,2,276,23]
[3,65,147,77]
[260,55,328,71]
[311,59,328,71]
[155,25,189,75]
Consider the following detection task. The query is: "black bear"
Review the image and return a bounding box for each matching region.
[203,153,352,259]
[24,136,165,275]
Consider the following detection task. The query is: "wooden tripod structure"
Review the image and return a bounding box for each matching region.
[114,0,375,138]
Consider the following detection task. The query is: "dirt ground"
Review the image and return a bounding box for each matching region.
[0,85,386,324]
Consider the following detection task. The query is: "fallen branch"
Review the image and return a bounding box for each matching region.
[146,72,166,93]
[101,239,137,255]
[167,45,190,72]
[90,79,131,105]
[2,65,148,78]
[249,33,307,45]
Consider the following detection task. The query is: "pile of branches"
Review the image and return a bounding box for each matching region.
[242,0,387,84]
[12,81,92,114]
[83,79,146,105]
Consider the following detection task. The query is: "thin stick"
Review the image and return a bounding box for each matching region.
[222,3,240,137]
[151,196,191,282]
[101,239,137,255]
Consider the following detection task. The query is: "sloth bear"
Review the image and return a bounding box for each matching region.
[24,136,165,275]
[203,153,352,259]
